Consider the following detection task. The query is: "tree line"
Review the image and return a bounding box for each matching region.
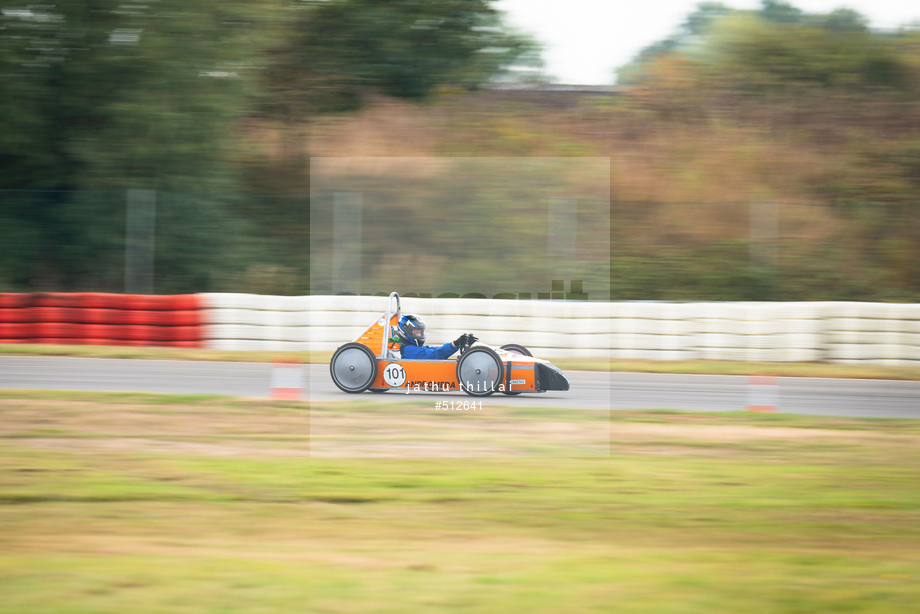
[2,0,918,299]
[0,0,537,292]
[614,0,919,299]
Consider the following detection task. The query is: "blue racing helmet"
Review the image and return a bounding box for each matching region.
[395,314,426,346]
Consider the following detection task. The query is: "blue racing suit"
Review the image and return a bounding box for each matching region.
[401,341,459,359]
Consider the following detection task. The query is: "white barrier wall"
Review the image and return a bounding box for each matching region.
[825,302,920,365]
[199,294,920,364]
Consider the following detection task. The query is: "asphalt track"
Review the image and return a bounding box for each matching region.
[2,356,920,419]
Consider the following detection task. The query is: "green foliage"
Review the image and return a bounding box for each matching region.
[818,141,920,292]
[618,1,916,93]
[239,2,548,295]
[607,233,916,302]
[759,0,803,24]
[0,1,277,291]
[684,2,733,36]
[819,8,869,33]
[261,0,541,118]
[611,0,920,299]
[0,0,543,293]
[699,14,912,92]
[617,2,729,84]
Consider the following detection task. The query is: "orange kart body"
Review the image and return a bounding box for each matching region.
[369,350,542,394]
[329,292,570,396]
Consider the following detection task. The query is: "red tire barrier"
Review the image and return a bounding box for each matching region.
[122,310,156,326]
[81,293,127,310]
[32,307,86,323]
[168,295,201,311]
[130,294,201,311]
[122,325,158,342]
[152,310,201,327]
[80,324,122,340]
[132,295,166,310]
[127,295,155,311]
[0,293,31,309]
[123,295,147,311]
[0,322,32,339]
[34,322,80,338]
[33,293,80,308]
[0,293,204,348]
[82,309,126,325]
[30,307,58,322]
[0,307,34,323]
[150,326,176,343]
[116,310,202,326]
[165,326,203,342]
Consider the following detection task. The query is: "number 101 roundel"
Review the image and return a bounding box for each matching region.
[329,293,570,397]
[382,363,406,387]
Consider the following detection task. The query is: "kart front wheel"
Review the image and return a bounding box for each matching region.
[330,343,378,393]
[457,347,504,397]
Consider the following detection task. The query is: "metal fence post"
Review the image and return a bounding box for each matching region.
[332,192,362,295]
[750,200,778,271]
[125,189,156,294]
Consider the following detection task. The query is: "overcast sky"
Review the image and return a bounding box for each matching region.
[495,0,920,85]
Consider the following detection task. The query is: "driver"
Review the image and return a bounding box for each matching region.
[393,314,477,359]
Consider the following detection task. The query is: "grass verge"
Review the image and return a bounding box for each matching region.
[1,390,920,612]
[3,343,920,380]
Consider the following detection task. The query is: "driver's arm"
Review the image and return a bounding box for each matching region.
[401,342,459,359]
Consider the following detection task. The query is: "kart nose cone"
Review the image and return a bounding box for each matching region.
[536,362,570,391]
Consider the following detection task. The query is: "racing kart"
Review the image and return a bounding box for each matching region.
[329,292,570,396]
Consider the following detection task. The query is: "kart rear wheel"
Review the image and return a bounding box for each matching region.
[457,347,504,397]
[330,342,378,394]
[500,343,532,357]
[499,344,531,395]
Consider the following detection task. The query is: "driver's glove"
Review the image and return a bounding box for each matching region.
[453,333,470,347]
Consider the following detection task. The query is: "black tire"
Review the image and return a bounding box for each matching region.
[330,343,378,394]
[499,344,531,395]
[456,347,504,397]
[500,343,532,357]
